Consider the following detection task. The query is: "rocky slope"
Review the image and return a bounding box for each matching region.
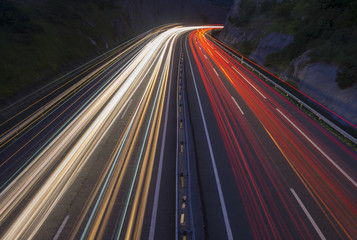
[219,0,357,126]
[0,0,227,103]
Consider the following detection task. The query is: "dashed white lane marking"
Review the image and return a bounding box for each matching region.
[276,108,357,188]
[216,51,229,63]
[231,96,244,115]
[290,188,326,240]
[231,66,267,100]
[186,42,234,240]
[53,215,69,240]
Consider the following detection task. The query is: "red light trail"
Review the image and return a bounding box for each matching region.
[189,28,356,239]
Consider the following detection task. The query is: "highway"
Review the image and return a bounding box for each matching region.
[0,25,356,240]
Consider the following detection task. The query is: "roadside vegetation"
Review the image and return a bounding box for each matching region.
[228,0,357,89]
[0,0,132,103]
[214,39,357,148]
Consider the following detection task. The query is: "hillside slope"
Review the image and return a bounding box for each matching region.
[219,0,357,126]
[0,0,226,103]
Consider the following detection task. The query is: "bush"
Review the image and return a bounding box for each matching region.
[233,40,255,56]
[260,0,276,14]
[230,0,256,27]
[274,1,293,21]
[0,0,42,33]
[336,63,357,89]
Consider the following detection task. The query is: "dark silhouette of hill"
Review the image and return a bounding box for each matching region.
[0,0,227,103]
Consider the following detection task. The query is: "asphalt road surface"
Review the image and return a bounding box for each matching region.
[0,25,355,240]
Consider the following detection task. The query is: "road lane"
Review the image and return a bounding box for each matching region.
[0,25,355,240]
[0,32,156,193]
[0,26,220,240]
[185,39,233,240]
[186,28,356,239]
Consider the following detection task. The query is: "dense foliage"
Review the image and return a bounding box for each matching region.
[0,1,42,33]
[0,0,128,102]
[229,0,357,89]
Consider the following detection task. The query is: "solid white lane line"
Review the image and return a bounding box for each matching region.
[276,108,357,188]
[121,99,133,119]
[186,42,234,240]
[231,66,267,99]
[53,215,69,240]
[231,96,244,115]
[213,68,219,77]
[290,188,326,240]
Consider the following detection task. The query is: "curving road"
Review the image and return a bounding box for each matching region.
[0,25,356,240]
[185,28,356,240]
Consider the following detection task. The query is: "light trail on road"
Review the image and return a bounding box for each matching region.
[0,25,218,240]
[0,24,355,240]
[188,28,357,239]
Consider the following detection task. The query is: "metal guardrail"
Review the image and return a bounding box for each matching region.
[176,48,194,240]
[209,36,357,145]
[243,60,357,145]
